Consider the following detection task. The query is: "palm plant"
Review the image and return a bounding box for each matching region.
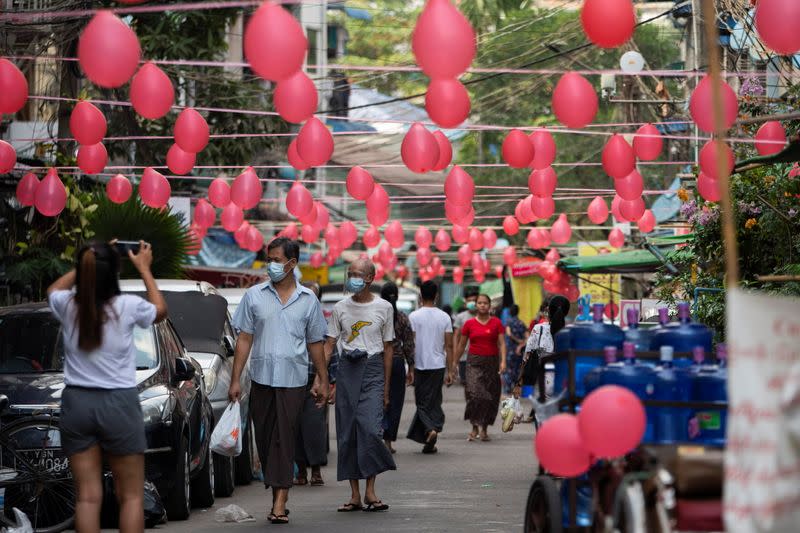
[89,193,191,279]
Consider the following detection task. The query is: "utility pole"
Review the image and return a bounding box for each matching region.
[690,0,705,164]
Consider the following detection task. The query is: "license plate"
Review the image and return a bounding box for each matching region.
[15,449,70,475]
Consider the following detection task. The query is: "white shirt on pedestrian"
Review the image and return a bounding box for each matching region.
[525,323,554,354]
[327,296,395,356]
[409,306,453,370]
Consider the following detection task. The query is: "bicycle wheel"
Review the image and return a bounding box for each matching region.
[0,416,75,533]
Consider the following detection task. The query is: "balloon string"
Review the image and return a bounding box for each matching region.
[25,95,777,145]
[16,161,695,169]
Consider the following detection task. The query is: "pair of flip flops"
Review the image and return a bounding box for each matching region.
[337,500,390,512]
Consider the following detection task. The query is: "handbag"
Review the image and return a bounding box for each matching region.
[520,327,544,386]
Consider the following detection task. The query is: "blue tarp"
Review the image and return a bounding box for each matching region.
[186,229,256,269]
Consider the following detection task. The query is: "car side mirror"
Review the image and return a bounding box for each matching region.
[174,358,196,383]
[223,335,235,357]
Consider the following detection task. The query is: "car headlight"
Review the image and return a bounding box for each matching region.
[202,368,217,395]
[141,396,169,425]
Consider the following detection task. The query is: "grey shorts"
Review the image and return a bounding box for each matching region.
[60,386,146,457]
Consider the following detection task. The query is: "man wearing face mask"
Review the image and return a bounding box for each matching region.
[229,237,329,525]
[325,258,396,513]
[452,286,480,386]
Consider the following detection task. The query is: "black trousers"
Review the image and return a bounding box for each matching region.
[407,368,446,444]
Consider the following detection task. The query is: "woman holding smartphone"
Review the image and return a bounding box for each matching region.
[47,240,167,533]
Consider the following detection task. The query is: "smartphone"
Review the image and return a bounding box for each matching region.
[115,240,141,256]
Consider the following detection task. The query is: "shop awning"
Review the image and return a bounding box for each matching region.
[558,249,667,274]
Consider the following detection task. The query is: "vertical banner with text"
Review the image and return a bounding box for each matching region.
[577,242,621,309]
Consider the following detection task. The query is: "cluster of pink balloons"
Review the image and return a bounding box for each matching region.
[413,0,475,129]
[19,168,68,217]
[535,385,646,477]
[71,101,108,175]
[401,123,452,174]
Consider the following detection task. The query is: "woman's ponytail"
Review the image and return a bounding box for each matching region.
[548,295,570,336]
[77,248,102,351]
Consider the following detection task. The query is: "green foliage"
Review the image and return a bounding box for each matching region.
[89,194,191,279]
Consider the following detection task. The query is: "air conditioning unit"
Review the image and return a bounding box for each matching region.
[600,74,617,98]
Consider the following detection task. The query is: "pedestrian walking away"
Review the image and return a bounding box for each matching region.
[406,281,454,454]
[228,237,330,525]
[325,258,396,513]
[452,286,479,387]
[503,305,528,394]
[47,240,168,533]
[380,282,415,454]
[455,294,507,442]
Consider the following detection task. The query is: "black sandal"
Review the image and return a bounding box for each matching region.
[269,514,289,524]
[337,502,363,512]
[268,508,290,521]
[363,500,389,512]
[422,430,438,453]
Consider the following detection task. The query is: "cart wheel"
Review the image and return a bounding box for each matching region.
[525,476,563,533]
[613,481,647,533]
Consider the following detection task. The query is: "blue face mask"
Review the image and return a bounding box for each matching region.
[466,301,477,311]
[267,261,290,283]
[345,276,366,294]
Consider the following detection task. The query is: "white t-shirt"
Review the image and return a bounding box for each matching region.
[327,296,394,356]
[409,306,453,370]
[48,290,157,389]
[525,323,554,354]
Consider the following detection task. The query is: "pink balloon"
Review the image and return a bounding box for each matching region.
[539,228,552,249]
[186,227,203,256]
[234,222,250,248]
[286,181,314,218]
[282,222,299,240]
[301,224,319,244]
[535,414,592,477]
[106,174,132,204]
[139,167,171,208]
[602,134,635,179]
[581,0,635,48]
[366,184,390,226]
[426,78,470,128]
[311,202,330,232]
[615,169,644,201]
[166,143,195,175]
[637,209,656,234]
[755,121,787,156]
[503,215,520,236]
[470,252,484,273]
[697,172,721,202]
[246,225,264,252]
[77,142,107,174]
[632,123,663,161]
[619,197,645,222]
[531,195,555,220]
[174,108,209,153]
[502,129,535,169]
[445,200,472,225]
[411,0,476,79]
[346,166,374,200]
[689,76,738,133]
[529,129,556,170]
[231,166,263,210]
[16,172,39,206]
[608,227,625,248]
[417,247,433,267]
[415,226,433,248]
[401,122,439,173]
[515,200,532,225]
[431,131,453,171]
[453,266,464,284]
[551,213,572,244]
[34,168,67,217]
[452,225,469,244]
[539,261,559,282]
[363,226,381,248]
[0,140,16,173]
[527,228,540,249]
[468,227,484,251]
[483,228,498,249]
[611,195,624,223]
[431,255,443,272]
[444,165,474,206]
[503,246,517,266]
[296,117,334,167]
[552,72,598,129]
[208,178,231,208]
[754,0,800,55]
[194,198,216,228]
[70,101,106,146]
[0,59,28,114]
[434,229,451,252]
[698,139,735,180]
[528,167,557,197]
[221,203,244,232]
[578,385,645,458]
[130,62,174,120]
[587,196,609,224]
[457,244,471,267]
[494,265,504,278]
[78,11,141,88]
[378,242,393,262]
[310,252,324,268]
[375,265,386,280]
[566,285,580,302]
[339,221,358,248]
[324,224,340,246]
[274,71,318,124]
[286,139,310,171]
[545,248,561,264]
[385,220,405,248]
[244,1,307,82]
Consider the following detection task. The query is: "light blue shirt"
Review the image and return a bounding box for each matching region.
[232,280,327,388]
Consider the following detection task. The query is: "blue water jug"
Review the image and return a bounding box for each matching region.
[653,346,692,443]
[690,344,728,446]
[600,342,656,442]
[583,346,619,395]
[651,302,714,359]
[625,307,652,354]
[561,477,592,528]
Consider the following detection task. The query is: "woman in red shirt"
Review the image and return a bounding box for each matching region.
[455,294,506,442]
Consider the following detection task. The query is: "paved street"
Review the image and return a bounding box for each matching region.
[151,384,537,532]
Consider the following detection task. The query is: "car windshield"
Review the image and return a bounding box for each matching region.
[0,313,159,373]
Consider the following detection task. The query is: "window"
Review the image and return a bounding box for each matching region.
[0,313,63,373]
[307,29,319,74]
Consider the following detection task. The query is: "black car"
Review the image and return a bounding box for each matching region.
[0,302,216,521]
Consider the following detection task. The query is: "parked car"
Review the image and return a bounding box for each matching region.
[119,280,257,491]
[216,287,246,319]
[0,302,215,521]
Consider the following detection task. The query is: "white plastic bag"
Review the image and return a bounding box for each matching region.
[210,402,242,457]
[214,504,255,523]
[1,508,32,533]
[501,397,521,433]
